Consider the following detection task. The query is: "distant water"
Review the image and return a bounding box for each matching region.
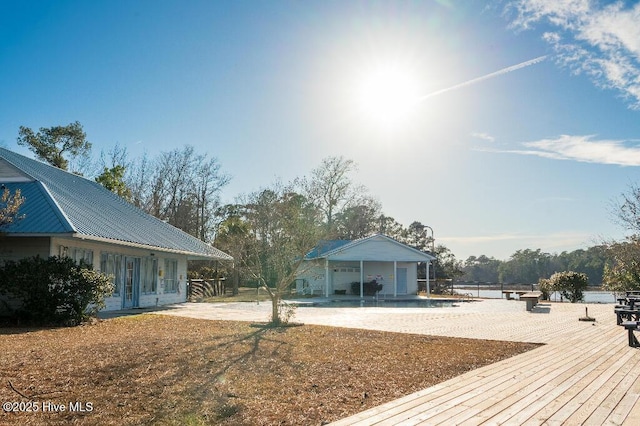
[453,288,617,304]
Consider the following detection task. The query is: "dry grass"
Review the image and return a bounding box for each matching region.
[0,315,540,425]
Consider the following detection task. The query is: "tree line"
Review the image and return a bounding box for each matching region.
[461,246,608,286]
[8,121,640,321]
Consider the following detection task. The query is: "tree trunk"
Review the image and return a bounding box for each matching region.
[271,293,280,326]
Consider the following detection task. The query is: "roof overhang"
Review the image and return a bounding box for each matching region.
[3,232,233,261]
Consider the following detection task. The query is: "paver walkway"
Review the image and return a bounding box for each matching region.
[154,298,640,425]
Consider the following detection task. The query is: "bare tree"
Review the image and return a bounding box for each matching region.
[613,183,640,233]
[302,156,371,233]
[127,146,229,242]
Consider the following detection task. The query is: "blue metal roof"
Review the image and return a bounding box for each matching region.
[0,148,232,260]
[1,181,73,233]
[305,240,352,259]
[305,234,436,261]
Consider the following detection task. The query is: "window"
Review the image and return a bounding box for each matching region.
[100,253,123,296]
[333,267,360,273]
[164,259,178,293]
[60,246,93,266]
[141,257,157,294]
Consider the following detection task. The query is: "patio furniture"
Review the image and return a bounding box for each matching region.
[621,321,640,347]
[615,307,640,325]
[520,292,542,311]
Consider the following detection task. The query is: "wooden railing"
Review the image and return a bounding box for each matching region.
[188,278,227,301]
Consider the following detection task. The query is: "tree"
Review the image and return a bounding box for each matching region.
[17,121,91,171]
[612,183,640,233]
[462,255,501,283]
[242,185,323,325]
[0,186,25,230]
[332,200,381,240]
[433,244,464,280]
[548,271,588,303]
[499,249,551,284]
[127,146,230,242]
[96,165,132,200]
[214,205,253,295]
[602,237,640,293]
[303,156,369,233]
[377,215,405,241]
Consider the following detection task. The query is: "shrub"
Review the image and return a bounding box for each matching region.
[548,271,588,303]
[538,278,553,300]
[0,256,114,325]
[350,280,383,296]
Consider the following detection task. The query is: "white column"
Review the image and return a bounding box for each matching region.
[426,261,431,298]
[360,260,364,298]
[325,258,330,297]
[393,261,397,297]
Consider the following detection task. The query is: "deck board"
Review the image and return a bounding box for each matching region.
[328,302,640,426]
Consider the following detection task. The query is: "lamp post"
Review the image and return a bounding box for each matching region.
[424,225,435,297]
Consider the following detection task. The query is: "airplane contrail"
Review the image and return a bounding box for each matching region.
[417,55,548,102]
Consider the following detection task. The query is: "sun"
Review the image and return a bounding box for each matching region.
[354,64,422,131]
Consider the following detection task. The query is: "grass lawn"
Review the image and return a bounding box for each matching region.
[0,315,540,425]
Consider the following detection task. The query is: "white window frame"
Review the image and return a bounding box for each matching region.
[164,259,178,293]
[141,257,158,294]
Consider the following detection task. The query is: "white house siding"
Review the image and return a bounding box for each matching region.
[361,261,417,296]
[330,262,361,294]
[328,235,430,262]
[50,237,188,311]
[295,261,326,294]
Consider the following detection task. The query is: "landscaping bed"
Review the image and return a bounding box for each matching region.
[0,315,540,425]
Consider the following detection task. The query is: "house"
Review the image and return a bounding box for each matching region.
[0,147,232,311]
[297,234,436,297]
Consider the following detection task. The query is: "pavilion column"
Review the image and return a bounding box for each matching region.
[359,260,364,298]
[393,261,397,297]
[325,258,330,297]
[426,261,431,298]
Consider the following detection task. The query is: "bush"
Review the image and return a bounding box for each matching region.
[538,278,553,300]
[350,280,383,296]
[548,271,588,303]
[0,256,114,325]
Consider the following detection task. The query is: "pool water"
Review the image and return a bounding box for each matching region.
[298,299,457,308]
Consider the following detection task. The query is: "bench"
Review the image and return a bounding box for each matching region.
[621,321,640,347]
[502,290,530,300]
[615,308,640,325]
[520,292,542,311]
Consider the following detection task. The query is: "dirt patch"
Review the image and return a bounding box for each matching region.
[0,315,540,425]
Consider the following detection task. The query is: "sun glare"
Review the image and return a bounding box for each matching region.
[354,64,422,131]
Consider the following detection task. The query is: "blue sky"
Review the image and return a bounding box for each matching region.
[2,0,640,260]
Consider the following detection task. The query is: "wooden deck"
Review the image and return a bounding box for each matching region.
[329,303,640,425]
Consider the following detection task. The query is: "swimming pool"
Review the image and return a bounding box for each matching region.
[297,299,458,308]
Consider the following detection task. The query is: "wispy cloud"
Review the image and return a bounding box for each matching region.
[471,132,496,142]
[507,1,640,109]
[486,134,640,166]
[418,55,547,101]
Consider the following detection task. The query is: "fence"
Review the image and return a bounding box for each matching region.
[187,278,227,301]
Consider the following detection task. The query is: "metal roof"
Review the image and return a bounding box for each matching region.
[306,233,436,261]
[0,148,232,261]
